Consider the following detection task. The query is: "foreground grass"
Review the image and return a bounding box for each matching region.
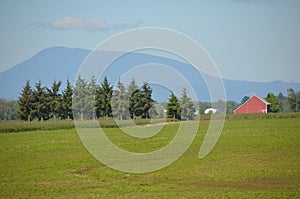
[0,118,299,198]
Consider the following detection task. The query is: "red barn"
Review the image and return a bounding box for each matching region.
[234,95,270,114]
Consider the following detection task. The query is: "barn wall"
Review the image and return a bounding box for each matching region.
[235,96,268,114]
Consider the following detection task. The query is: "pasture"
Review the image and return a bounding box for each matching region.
[0,118,300,198]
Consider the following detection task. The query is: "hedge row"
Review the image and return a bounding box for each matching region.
[1,112,299,133]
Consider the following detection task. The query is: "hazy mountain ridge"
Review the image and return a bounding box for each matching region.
[0,47,89,99]
[0,46,299,102]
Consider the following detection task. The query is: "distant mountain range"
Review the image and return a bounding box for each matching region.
[0,46,299,102]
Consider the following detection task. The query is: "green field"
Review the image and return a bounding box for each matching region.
[1,118,300,198]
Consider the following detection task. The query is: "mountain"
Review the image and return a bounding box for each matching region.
[0,47,89,100]
[0,46,299,102]
[223,79,299,103]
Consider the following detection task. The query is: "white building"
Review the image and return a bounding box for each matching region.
[204,108,217,114]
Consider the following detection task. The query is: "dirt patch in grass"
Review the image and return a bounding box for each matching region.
[157,178,300,191]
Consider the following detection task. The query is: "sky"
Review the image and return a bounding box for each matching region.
[0,0,299,82]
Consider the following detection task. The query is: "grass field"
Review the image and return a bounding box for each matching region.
[0,118,300,198]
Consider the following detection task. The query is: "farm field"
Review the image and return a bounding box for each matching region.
[0,118,300,198]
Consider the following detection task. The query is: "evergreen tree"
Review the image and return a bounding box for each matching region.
[88,76,98,120]
[127,78,139,96]
[127,80,155,119]
[129,88,143,119]
[297,91,300,112]
[111,79,129,120]
[73,75,90,120]
[47,80,62,120]
[180,88,195,120]
[59,79,73,120]
[95,76,113,118]
[32,80,49,121]
[166,91,180,120]
[128,79,140,119]
[240,96,250,105]
[277,92,286,112]
[95,86,103,118]
[265,93,280,113]
[140,82,154,119]
[17,80,34,121]
[277,92,286,101]
[102,76,113,118]
[287,88,297,112]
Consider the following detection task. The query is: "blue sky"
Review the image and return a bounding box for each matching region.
[0,0,299,82]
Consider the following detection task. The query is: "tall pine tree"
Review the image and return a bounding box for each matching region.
[287,88,297,112]
[140,82,154,119]
[95,76,113,118]
[127,78,139,96]
[73,75,89,120]
[180,88,195,120]
[128,79,140,119]
[17,80,34,121]
[129,89,143,119]
[88,76,98,120]
[240,96,250,105]
[111,79,129,120]
[59,79,73,120]
[297,91,300,112]
[32,80,49,121]
[277,92,286,112]
[166,91,180,120]
[47,80,62,120]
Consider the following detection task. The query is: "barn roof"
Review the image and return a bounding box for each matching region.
[233,95,270,113]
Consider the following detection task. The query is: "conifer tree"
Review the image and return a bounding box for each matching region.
[17,80,34,121]
[111,79,129,120]
[88,76,98,120]
[166,91,180,120]
[287,88,297,112]
[32,80,49,121]
[129,88,143,119]
[59,79,73,120]
[47,80,62,120]
[277,92,286,112]
[297,91,300,112]
[95,76,113,118]
[240,96,250,105]
[180,88,195,120]
[140,82,154,119]
[128,79,140,119]
[95,86,103,118]
[127,78,139,96]
[73,75,89,120]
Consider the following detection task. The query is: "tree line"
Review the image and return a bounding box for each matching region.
[17,79,73,121]
[15,76,198,121]
[72,76,156,121]
[1,78,299,121]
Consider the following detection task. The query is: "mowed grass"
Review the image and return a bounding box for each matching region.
[0,118,300,198]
